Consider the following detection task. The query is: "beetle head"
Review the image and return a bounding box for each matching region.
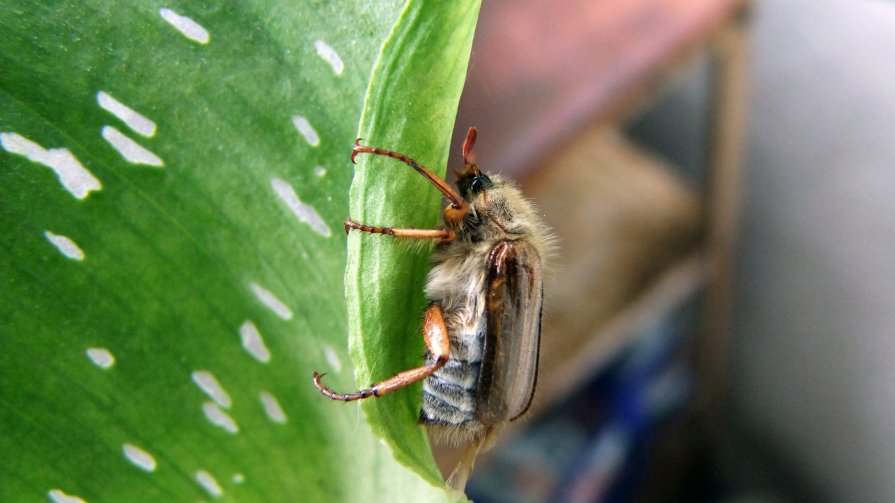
[456,164,493,202]
[454,127,493,202]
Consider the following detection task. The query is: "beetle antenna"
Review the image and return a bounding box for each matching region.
[462,127,477,165]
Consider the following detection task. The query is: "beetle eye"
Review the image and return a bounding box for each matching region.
[458,172,493,199]
[470,175,492,194]
[470,178,482,193]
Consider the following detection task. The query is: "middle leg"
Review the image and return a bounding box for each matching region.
[344,218,455,242]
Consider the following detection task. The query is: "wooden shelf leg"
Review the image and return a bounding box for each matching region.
[700,9,751,411]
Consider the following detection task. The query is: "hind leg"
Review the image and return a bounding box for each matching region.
[312,303,450,401]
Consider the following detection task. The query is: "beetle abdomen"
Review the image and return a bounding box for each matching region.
[420,359,480,426]
[420,312,484,430]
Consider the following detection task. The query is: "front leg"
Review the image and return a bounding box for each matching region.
[351,138,468,223]
[312,303,450,401]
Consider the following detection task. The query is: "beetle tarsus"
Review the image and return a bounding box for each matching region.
[313,371,379,402]
[344,218,392,236]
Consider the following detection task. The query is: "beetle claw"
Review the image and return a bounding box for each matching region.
[351,138,365,164]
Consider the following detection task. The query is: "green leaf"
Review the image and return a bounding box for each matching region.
[346,0,482,486]
[1,1,476,501]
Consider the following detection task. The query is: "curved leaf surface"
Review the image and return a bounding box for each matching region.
[0,1,476,501]
[346,0,482,486]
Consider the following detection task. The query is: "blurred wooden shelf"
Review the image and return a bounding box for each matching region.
[523,128,705,416]
[434,129,706,475]
[434,0,750,479]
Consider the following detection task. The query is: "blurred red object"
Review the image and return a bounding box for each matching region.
[452,0,749,177]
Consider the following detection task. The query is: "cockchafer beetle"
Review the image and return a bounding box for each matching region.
[313,128,553,489]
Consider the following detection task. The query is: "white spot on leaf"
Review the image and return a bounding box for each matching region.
[232,473,245,484]
[159,8,210,44]
[122,444,157,472]
[191,371,231,408]
[86,347,114,369]
[271,178,331,237]
[101,126,164,167]
[239,321,270,363]
[322,344,342,374]
[96,91,156,137]
[48,489,87,503]
[259,391,287,424]
[202,402,239,434]
[195,470,223,498]
[1,132,101,199]
[314,166,326,177]
[249,282,293,320]
[44,231,85,261]
[314,39,343,75]
[291,115,320,147]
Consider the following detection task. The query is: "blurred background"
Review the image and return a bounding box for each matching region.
[434,0,895,501]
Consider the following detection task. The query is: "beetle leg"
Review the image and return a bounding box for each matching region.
[344,218,455,243]
[446,426,498,492]
[312,303,450,401]
[351,138,469,225]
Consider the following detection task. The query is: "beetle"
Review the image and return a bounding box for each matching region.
[313,128,553,489]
